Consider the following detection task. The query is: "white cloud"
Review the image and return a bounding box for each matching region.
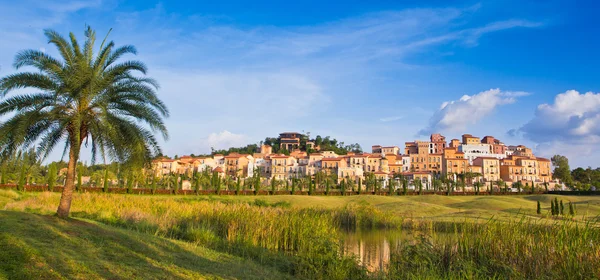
[512,90,600,144]
[508,90,600,168]
[205,131,249,151]
[419,88,526,135]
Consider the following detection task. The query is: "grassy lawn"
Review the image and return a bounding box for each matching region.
[198,193,600,222]
[2,190,599,279]
[0,211,292,280]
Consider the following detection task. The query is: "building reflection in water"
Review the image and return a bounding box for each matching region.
[340,231,403,272]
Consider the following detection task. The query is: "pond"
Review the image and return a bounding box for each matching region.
[340,229,409,272]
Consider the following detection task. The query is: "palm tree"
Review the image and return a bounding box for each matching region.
[0,27,168,218]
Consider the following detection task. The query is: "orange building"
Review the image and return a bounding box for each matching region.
[472,157,500,182]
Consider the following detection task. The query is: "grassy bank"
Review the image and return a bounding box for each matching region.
[2,191,369,279]
[2,190,600,279]
[0,211,292,279]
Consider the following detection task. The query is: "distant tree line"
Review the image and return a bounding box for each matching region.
[551,155,600,191]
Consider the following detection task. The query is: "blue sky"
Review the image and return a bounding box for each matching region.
[0,0,599,167]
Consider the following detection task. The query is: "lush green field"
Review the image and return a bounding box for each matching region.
[2,190,600,279]
[186,193,600,222]
[0,211,291,280]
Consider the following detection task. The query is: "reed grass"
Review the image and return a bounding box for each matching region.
[388,218,600,279]
[3,191,600,279]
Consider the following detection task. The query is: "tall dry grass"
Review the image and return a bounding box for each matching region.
[4,192,600,279]
[4,192,368,279]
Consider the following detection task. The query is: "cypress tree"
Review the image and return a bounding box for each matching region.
[554,198,559,216]
[551,200,556,216]
[235,177,241,195]
[569,201,575,216]
[0,163,6,185]
[47,164,57,192]
[76,165,83,192]
[270,178,276,195]
[102,168,109,193]
[291,178,296,194]
[17,162,26,191]
[358,178,362,194]
[325,178,330,195]
[151,174,157,194]
[560,200,564,215]
[537,201,541,215]
[127,172,134,194]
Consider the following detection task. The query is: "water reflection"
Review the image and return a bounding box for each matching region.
[340,230,407,272]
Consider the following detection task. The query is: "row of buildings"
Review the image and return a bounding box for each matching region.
[152,132,554,187]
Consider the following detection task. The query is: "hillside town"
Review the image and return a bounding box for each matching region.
[152,132,557,191]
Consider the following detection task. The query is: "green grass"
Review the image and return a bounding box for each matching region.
[180,193,600,222]
[0,211,292,280]
[2,190,600,279]
[388,218,600,279]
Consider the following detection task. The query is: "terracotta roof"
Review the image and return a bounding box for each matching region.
[403,171,431,175]
[351,154,370,158]
[536,157,550,162]
[474,156,500,160]
[271,155,291,159]
[322,158,343,161]
[213,167,223,173]
[374,171,389,175]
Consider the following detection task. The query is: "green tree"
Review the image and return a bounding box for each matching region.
[358,177,362,194]
[270,178,277,195]
[150,173,157,194]
[235,177,241,195]
[76,165,83,191]
[416,179,423,195]
[537,201,541,215]
[560,200,564,215]
[569,201,575,216]
[551,155,573,187]
[0,27,168,218]
[474,181,481,195]
[17,160,26,191]
[102,168,109,193]
[47,164,57,191]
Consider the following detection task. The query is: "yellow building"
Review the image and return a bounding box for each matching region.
[472,157,500,182]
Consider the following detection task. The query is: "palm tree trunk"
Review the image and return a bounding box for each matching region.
[56,146,79,218]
